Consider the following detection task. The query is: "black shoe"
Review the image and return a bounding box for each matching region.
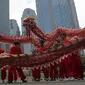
[23,76,26,79]
[22,80,27,83]
[7,80,12,83]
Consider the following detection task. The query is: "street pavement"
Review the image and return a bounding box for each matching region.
[0,78,85,85]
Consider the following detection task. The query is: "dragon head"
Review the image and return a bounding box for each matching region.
[23,16,36,29]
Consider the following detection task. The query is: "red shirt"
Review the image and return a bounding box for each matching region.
[9,46,22,54]
[0,48,4,54]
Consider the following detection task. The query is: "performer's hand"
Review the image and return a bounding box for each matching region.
[8,54,13,57]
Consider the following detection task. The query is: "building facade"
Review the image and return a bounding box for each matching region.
[52,0,79,28]
[36,0,79,34]
[0,0,10,51]
[0,0,9,34]
[36,0,55,33]
[9,19,20,36]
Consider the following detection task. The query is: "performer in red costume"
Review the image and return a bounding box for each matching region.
[66,53,75,80]
[64,55,70,79]
[58,33,83,80]
[8,41,27,83]
[1,66,6,83]
[42,65,49,81]
[58,32,73,80]
[32,67,40,81]
[0,48,6,83]
[72,50,83,79]
[32,68,36,81]
[59,56,66,80]
[49,62,58,81]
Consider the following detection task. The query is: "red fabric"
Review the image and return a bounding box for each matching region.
[8,66,17,81]
[16,67,25,80]
[61,36,75,77]
[32,26,46,40]
[0,48,4,53]
[42,66,49,78]
[50,64,54,79]
[8,46,25,81]
[9,46,22,54]
[59,58,66,78]
[62,37,71,46]
[1,67,6,80]
[35,67,40,79]
[64,56,69,77]
[54,62,58,78]
[32,69,36,80]
[0,48,6,80]
[59,38,73,78]
[50,63,58,79]
[73,54,83,78]
[36,47,46,53]
[73,50,79,55]
[32,67,40,80]
[67,54,77,77]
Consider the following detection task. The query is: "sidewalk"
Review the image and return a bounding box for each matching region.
[0,78,85,85]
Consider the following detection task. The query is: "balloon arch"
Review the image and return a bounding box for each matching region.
[0,16,85,69]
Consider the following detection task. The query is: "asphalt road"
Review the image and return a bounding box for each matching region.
[0,79,85,85]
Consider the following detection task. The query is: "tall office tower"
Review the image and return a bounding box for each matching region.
[9,19,20,36]
[21,8,37,53]
[52,0,79,28]
[36,0,55,33]
[36,0,79,34]
[0,0,9,34]
[0,0,10,51]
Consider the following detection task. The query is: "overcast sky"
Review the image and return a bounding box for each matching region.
[10,0,85,31]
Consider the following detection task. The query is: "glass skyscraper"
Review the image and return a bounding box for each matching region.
[0,0,10,51]
[52,0,79,28]
[36,0,79,34]
[0,0,9,35]
[36,0,55,33]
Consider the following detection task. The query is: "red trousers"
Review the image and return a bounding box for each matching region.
[67,55,77,77]
[42,66,49,78]
[1,67,6,80]
[32,67,40,80]
[74,56,83,78]
[64,57,69,78]
[50,63,58,79]
[59,59,66,78]
[8,65,25,81]
[32,69,36,80]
